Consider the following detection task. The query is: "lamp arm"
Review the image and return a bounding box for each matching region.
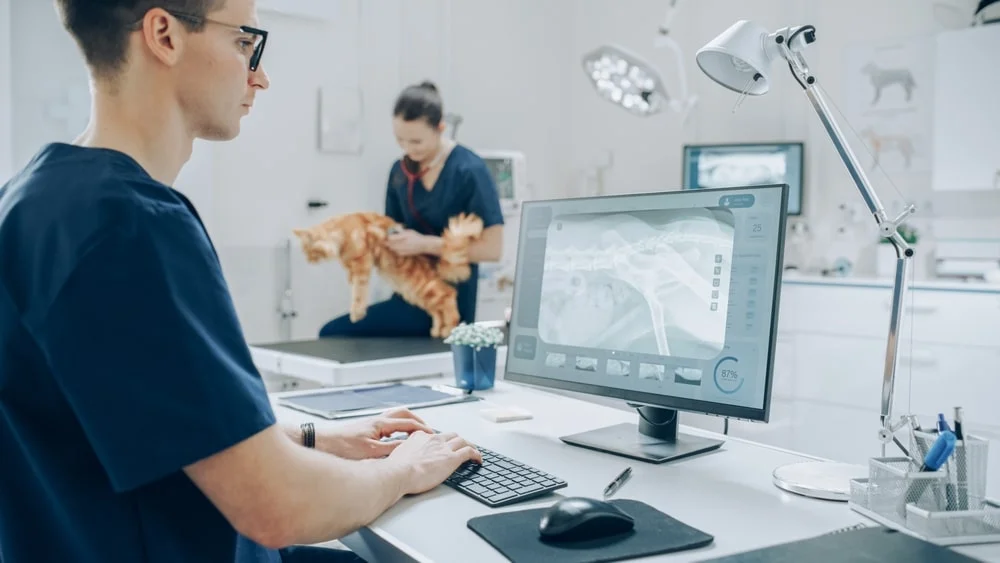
[658,0,681,35]
[654,34,691,104]
[781,44,916,439]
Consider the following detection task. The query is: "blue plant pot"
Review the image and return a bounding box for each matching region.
[451,344,497,391]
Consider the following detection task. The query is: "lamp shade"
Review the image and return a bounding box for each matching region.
[695,20,775,95]
[582,44,668,116]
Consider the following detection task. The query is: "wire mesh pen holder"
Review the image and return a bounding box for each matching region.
[849,432,1000,545]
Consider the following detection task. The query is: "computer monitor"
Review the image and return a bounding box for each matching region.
[478,150,527,203]
[504,184,789,464]
[683,143,803,216]
[474,150,528,322]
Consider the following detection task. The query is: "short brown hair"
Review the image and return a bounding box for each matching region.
[55,0,224,80]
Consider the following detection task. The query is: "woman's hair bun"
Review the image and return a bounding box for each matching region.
[418,81,438,93]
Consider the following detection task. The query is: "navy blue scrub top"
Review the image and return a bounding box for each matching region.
[385,144,505,321]
[0,144,279,563]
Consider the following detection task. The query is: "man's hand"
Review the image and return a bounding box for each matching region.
[317,408,434,460]
[386,229,441,257]
[388,431,483,495]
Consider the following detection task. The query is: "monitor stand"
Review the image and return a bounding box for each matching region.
[559,406,724,464]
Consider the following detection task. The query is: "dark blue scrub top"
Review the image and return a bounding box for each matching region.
[385,144,505,321]
[0,143,279,563]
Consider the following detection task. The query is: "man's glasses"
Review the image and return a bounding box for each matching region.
[138,10,268,72]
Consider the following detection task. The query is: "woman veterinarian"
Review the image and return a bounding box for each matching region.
[319,82,505,337]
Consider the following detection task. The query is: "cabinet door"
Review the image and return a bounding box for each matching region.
[793,333,889,412]
[900,344,1000,430]
[787,284,890,339]
[897,290,1000,348]
[771,332,797,400]
[932,26,1000,191]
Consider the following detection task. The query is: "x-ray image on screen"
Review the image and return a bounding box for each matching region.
[697,152,786,187]
[536,207,736,360]
[683,143,803,215]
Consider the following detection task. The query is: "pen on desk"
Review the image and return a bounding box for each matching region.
[955,407,968,510]
[603,467,632,499]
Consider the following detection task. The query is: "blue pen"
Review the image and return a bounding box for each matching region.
[903,431,956,513]
[920,431,955,471]
[937,413,951,433]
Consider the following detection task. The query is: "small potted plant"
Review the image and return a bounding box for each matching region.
[444,323,504,392]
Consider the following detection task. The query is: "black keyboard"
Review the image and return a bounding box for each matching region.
[443,446,567,507]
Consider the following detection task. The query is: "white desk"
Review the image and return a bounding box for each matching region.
[273,381,1000,562]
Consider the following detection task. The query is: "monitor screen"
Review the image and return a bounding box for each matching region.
[482,158,513,200]
[683,143,803,216]
[504,184,788,422]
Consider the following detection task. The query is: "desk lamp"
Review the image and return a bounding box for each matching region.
[581,0,697,118]
[696,20,916,501]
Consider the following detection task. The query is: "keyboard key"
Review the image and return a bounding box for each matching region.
[444,444,567,507]
[467,484,490,495]
[489,491,517,503]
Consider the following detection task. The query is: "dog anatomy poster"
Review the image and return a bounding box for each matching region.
[844,36,934,175]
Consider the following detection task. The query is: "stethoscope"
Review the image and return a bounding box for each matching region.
[398,143,452,234]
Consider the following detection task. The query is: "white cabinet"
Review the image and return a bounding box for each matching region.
[932,26,1000,192]
[792,333,889,412]
[777,280,1000,427]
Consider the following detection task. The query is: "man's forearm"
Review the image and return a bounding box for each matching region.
[269,434,407,546]
[283,422,304,446]
[185,425,409,550]
[281,422,346,458]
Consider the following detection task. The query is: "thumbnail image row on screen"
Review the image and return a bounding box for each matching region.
[543,352,705,388]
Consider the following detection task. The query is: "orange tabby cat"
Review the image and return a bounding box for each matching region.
[293,212,483,338]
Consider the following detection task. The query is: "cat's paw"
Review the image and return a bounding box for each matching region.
[437,263,471,283]
[350,308,368,322]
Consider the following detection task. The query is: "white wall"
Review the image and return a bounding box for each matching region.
[207,0,574,342]
[567,0,1000,277]
[6,0,574,342]
[10,0,89,169]
[0,0,11,183]
[9,0,996,342]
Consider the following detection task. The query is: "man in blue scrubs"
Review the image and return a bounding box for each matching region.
[320,82,506,337]
[0,2,480,562]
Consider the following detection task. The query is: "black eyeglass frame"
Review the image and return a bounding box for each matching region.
[133,10,269,72]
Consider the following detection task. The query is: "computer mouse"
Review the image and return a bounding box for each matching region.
[538,497,635,542]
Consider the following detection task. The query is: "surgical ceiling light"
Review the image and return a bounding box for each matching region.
[696,20,916,502]
[581,0,697,118]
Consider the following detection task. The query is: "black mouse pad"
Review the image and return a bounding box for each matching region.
[466,499,714,563]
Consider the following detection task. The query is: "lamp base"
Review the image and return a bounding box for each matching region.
[772,461,868,502]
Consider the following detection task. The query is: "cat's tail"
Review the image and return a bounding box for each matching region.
[437,213,485,283]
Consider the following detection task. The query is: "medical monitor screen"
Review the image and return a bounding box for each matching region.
[683,143,803,216]
[484,157,516,200]
[505,184,788,422]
